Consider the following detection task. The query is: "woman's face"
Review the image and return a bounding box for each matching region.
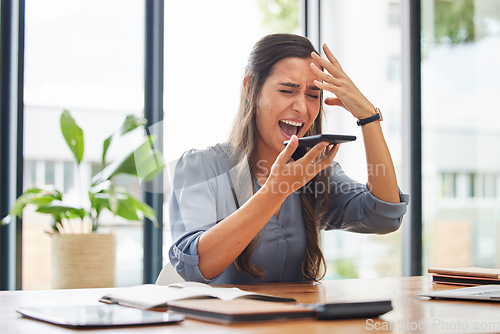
[254,57,322,160]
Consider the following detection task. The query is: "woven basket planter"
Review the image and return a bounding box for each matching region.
[51,233,116,289]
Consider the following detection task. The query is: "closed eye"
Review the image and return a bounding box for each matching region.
[280,90,293,94]
[307,94,319,99]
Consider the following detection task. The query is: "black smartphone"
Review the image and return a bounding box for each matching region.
[284,134,356,160]
[314,300,392,320]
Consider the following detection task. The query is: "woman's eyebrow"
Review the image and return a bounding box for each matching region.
[279,82,320,91]
[279,82,300,88]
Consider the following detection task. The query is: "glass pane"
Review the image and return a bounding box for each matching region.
[163,1,404,280]
[163,0,299,259]
[422,0,500,270]
[319,0,404,279]
[23,0,145,289]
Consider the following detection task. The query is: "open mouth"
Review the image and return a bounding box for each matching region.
[279,120,304,139]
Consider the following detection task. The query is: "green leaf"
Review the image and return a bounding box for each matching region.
[114,195,140,221]
[128,195,158,226]
[107,184,119,213]
[6,187,62,218]
[88,191,139,221]
[1,215,13,225]
[133,136,165,181]
[1,186,66,226]
[35,201,86,220]
[102,136,113,167]
[101,114,147,167]
[89,180,112,194]
[60,110,84,165]
[89,192,110,228]
[91,136,164,186]
[88,190,157,226]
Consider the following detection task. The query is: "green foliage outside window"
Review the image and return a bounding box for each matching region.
[434,0,476,44]
[433,0,500,45]
[258,0,299,33]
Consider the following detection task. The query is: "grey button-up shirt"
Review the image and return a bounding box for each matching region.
[168,143,409,284]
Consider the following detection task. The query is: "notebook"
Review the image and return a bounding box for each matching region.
[167,299,393,324]
[430,274,500,286]
[428,267,500,278]
[168,299,315,324]
[419,284,500,301]
[428,267,500,286]
[99,282,295,310]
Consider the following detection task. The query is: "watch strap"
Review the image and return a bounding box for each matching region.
[357,108,382,126]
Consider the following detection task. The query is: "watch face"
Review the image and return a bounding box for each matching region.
[376,108,383,121]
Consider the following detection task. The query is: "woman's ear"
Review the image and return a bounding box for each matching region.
[243,76,251,101]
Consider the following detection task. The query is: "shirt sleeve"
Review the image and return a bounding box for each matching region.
[167,147,241,283]
[322,162,410,233]
[167,149,217,283]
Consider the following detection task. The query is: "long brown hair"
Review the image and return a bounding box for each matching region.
[228,34,330,281]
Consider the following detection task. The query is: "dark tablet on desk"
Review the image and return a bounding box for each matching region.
[16,304,184,328]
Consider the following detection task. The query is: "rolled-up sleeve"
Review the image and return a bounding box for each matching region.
[167,146,241,283]
[167,150,218,282]
[168,230,220,283]
[322,162,409,233]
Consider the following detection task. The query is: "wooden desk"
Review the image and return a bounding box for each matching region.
[2,276,500,333]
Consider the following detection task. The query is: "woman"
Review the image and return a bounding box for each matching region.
[168,33,409,284]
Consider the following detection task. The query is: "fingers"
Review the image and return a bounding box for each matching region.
[300,141,329,165]
[276,135,298,166]
[310,48,344,94]
[270,139,338,196]
[324,144,340,165]
[305,144,339,176]
[324,97,344,107]
[309,61,340,86]
[313,143,339,169]
[310,48,342,77]
[298,141,339,177]
[322,44,341,68]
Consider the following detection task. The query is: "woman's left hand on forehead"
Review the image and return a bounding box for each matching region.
[310,44,375,120]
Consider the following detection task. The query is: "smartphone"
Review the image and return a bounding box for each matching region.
[284,134,356,160]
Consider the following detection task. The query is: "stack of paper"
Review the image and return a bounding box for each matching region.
[428,267,500,286]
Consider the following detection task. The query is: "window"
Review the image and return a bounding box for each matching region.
[317,0,404,279]
[23,0,145,289]
[44,161,55,186]
[422,0,500,270]
[162,0,296,259]
[439,172,457,198]
[388,1,400,26]
[63,162,75,193]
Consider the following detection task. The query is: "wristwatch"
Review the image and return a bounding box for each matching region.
[357,108,383,126]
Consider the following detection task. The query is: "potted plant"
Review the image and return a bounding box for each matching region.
[1,110,164,289]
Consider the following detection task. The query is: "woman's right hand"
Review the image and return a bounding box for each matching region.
[198,136,337,279]
[262,135,339,199]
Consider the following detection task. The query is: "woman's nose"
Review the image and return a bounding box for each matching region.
[293,97,307,114]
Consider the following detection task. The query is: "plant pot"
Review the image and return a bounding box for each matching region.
[51,233,116,289]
